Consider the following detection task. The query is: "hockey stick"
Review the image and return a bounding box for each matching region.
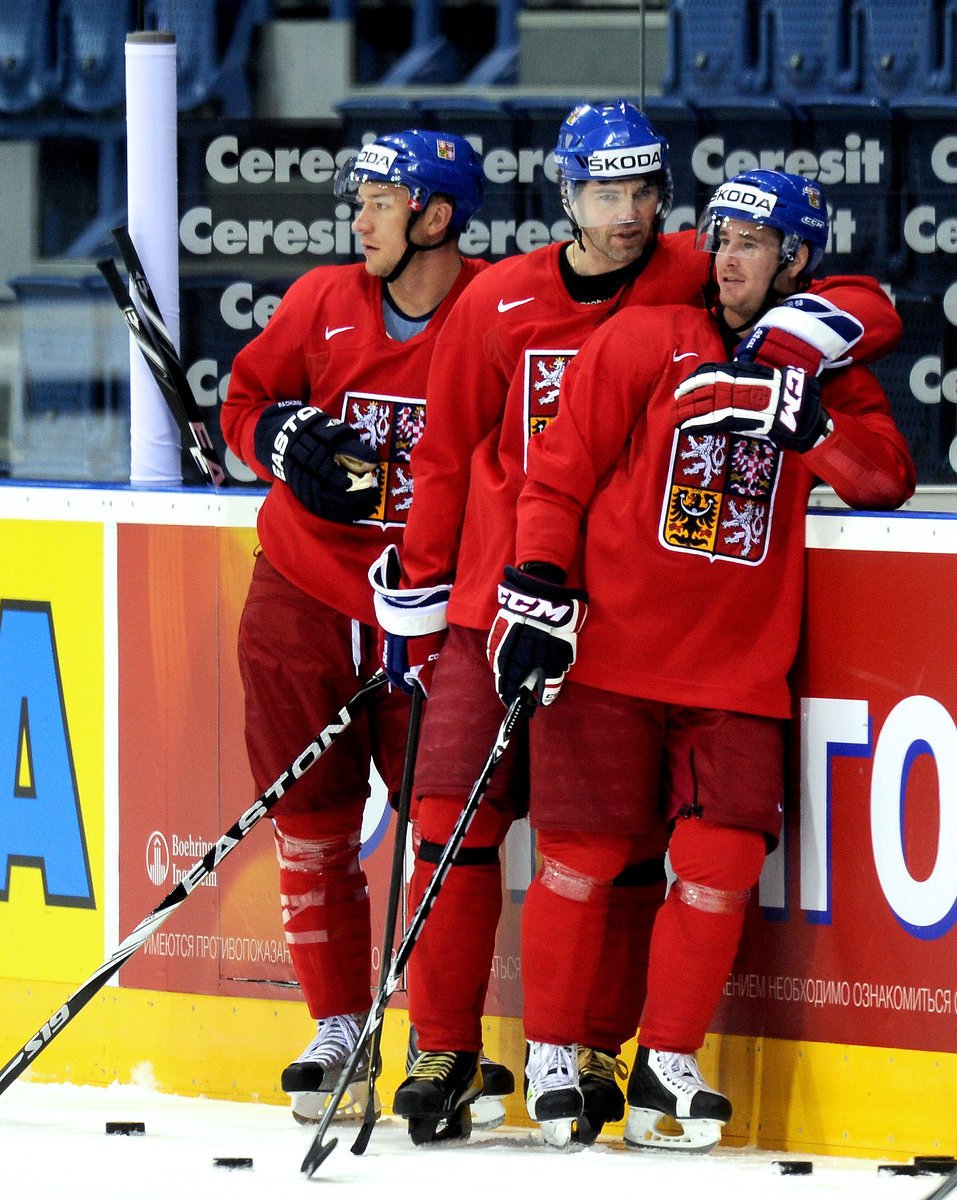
[301,668,544,1178]
[0,670,388,1099]
[350,682,425,1156]
[97,225,227,488]
[923,1166,957,1200]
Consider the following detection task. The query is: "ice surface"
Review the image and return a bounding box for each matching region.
[0,1081,945,1200]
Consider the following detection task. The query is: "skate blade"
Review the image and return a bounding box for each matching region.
[290,1081,380,1126]
[471,1094,506,1131]
[407,1105,473,1147]
[623,1107,723,1153]
[539,1118,577,1150]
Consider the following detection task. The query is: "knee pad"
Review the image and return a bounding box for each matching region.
[668,819,766,914]
[536,829,657,902]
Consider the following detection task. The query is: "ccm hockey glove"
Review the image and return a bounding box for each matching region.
[369,544,450,696]
[675,361,831,453]
[487,565,587,709]
[254,400,379,522]
[735,294,864,376]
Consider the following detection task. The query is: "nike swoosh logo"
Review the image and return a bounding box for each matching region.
[325,325,354,340]
[673,350,699,362]
[497,297,535,313]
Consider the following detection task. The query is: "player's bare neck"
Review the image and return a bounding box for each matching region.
[386,248,462,318]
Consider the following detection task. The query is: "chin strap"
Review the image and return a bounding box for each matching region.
[383,212,458,285]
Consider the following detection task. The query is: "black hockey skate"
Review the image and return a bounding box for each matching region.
[573,1047,626,1145]
[280,1013,379,1125]
[393,1050,483,1146]
[407,1025,514,1131]
[624,1045,731,1152]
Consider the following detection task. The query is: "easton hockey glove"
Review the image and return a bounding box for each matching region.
[735,294,864,376]
[674,361,831,453]
[487,565,587,709]
[254,400,379,522]
[369,544,450,696]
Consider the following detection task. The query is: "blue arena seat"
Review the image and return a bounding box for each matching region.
[760,0,860,104]
[143,0,272,116]
[59,0,134,114]
[0,0,58,113]
[662,0,769,103]
[855,0,953,101]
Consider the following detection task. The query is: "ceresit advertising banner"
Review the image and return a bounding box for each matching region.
[0,518,105,983]
[713,511,957,1053]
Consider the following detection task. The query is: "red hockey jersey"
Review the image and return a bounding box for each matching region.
[402,233,903,634]
[515,303,916,718]
[221,257,486,623]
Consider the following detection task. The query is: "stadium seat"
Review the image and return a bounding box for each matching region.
[661,0,769,103]
[855,0,953,101]
[465,0,521,86]
[0,0,57,114]
[377,0,462,86]
[760,0,860,104]
[336,95,427,147]
[59,0,134,114]
[143,0,272,116]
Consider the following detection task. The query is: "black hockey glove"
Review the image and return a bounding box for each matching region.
[487,565,587,709]
[254,401,379,522]
[674,361,831,453]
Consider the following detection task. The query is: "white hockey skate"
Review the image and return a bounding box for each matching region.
[624,1046,731,1153]
[280,1013,380,1125]
[525,1041,583,1150]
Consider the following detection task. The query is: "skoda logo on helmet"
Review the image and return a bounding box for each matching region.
[710,183,777,218]
[585,144,662,177]
[354,144,399,175]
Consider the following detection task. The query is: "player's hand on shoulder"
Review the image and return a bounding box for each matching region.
[487,565,587,709]
[674,360,832,453]
[734,294,864,376]
[254,400,379,522]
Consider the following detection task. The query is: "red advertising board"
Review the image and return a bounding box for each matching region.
[714,518,957,1052]
[115,520,527,1015]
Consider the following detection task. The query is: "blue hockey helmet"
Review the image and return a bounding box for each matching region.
[334,129,486,233]
[696,170,829,275]
[553,100,673,219]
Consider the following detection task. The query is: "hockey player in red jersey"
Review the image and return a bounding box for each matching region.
[371,104,904,1148]
[220,130,487,1125]
[490,169,916,1151]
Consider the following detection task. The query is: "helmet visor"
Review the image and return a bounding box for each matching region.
[563,175,664,232]
[334,143,412,208]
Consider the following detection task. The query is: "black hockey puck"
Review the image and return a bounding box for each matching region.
[878,1164,919,1176]
[772,1160,813,1175]
[213,1157,253,1170]
[914,1156,957,1175]
[105,1121,145,1135]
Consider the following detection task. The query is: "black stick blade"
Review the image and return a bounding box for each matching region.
[301,1134,338,1177]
